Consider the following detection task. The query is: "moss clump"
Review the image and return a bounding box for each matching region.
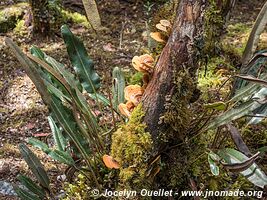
[0,3,28,33]
[129,72,143,86]
[203,0,225,55]
[161,69,195,141]
[13,19,28,36]
[111,104,153,189]
[221,23,251,62]
[61,10,90,28]
[64,174,90,200]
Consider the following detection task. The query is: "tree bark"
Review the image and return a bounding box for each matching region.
[142,0,206,149]
[140,0,235,191]
[29,0,50,37]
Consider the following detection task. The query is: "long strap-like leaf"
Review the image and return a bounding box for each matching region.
[19,144,50,189]
[61,25,101,94]
[241,1,267,67]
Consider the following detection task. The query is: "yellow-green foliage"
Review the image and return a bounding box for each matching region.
[222,23,251,60]
[162,69,194,139]
[111,104,153,186]
[129,72,143,86]
[64,174,90,200]
[61,10,90,28]
[13,19,27,36]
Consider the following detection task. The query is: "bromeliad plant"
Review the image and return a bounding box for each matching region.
[5,25,126,199]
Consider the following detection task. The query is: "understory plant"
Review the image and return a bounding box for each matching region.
[203,0,267,189]
[6,25,125,199]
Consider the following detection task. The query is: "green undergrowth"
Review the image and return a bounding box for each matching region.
[222,22,251,61]
[61,10,90,28]
[0,2,28,33]
[13,19,28,36]
[198,56,233,100]
[111,104,153,190]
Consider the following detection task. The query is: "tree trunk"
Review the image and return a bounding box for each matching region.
[141,0,235,190]
[29,0,50,37]
[142,0,206,150]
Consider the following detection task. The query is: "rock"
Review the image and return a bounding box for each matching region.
[0,181,16,196]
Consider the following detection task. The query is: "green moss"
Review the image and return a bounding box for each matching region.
[221,22,252,63]
[0,3,28,33]
[129,72,143,86]
[198,57,230,90]
[61,10,90,28]
[160,69,195,141]
[64,174,90,200]
[203,0,225,54]
[111,104,153,189]
[13,19,28,36]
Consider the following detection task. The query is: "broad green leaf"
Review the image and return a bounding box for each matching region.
[19,144,50,189]
[14,186,41,200]
[230,83,261,103]
[48,150,75,165]
[218,148,267,188]
[50,95,91,159]
[45,53,99,131]
[44,55,82,92]
[61,25,101,93]
[88,93,110,106]
[48,116,67,152]
[208,153,219,176]
[17,175,46,199]
[30,46,45,60]
[204,101,226,111]
[112,67,125,110]
[207,100,260,130]
[28,138,51,154]
[45,80,71,102]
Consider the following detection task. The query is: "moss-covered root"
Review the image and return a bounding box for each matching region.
[111,104,153,192]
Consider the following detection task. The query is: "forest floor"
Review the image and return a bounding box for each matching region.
[0,0,266,199]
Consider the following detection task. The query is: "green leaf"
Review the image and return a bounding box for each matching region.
[208,153,219,176]
[88,93,110,106]
[17,175,46,199]
[61,25,101,93]
[218,148,267,188]
[204,101,226,111]
[44,55,82,92]
[241,1,267,66]
[112,67,125,110]
[48,116,67,152]
[50,95,91,159]
[19,143,50,189]
[48,150,75,165]
[207,100,262,130]
[28,138,51,154]
[14,186,41,200]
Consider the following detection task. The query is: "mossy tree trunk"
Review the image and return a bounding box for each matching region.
[29,0,50,37]
[141,0,235,190]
